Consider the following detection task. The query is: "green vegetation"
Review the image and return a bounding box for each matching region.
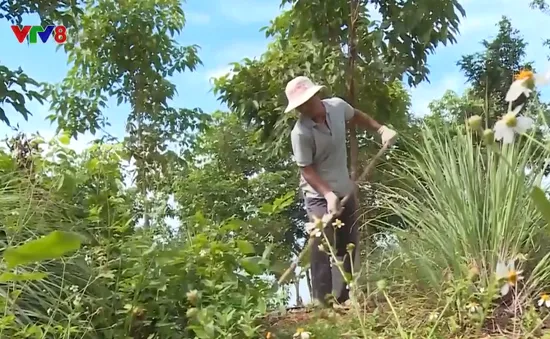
[3,0,550,338]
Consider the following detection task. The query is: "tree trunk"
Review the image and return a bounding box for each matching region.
[294,278,302,307]
[306,268,313,301]
[347,0,359,181]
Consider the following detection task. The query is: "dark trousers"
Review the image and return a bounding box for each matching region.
[304,195,359,304]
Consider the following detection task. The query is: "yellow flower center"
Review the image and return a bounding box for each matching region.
[296,328,304,334]
[507,270,518,285]
[503,113,517,128]
[542,294,549,301]
[515,70,534,81]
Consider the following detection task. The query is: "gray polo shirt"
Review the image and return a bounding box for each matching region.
[290,97,355,199]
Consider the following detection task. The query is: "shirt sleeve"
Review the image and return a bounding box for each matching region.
[339,98,356,121]
[291,131,313,167]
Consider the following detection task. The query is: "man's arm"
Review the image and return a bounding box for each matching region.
[350,108,382,133]
[339,98,382,133]
[290,131,333,195]
[300,165,332,196]
[340,98,397,145]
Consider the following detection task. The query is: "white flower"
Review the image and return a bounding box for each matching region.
[332,219,344,228]
[538,294,550,308]
[496,259,523,296]
[428,312,439,322]
[293,328,311,339]
[186,290,199,305]
[493,105,533,144]
[466,302,481,313]
[506,69,550,102]
[305,214,331,237]
[85,254,92,265]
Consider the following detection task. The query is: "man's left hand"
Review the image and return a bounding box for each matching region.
[377,125,397,146]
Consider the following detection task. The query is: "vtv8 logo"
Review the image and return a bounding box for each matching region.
[11,25,67,44]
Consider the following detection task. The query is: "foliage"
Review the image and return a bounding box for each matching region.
[42,0,210,200]
[5,0,550,338]
[214,0,448,150]
[424,89,485,128]
[174,111,307,262]
[380,122,550,291]
[0,0,82,126]
[0,134,289,338]
[275,0,465,86]
[457,17,536,123]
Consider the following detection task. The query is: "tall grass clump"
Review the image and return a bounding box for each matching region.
[380,122,550,296]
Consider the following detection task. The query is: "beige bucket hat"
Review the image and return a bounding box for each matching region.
[284,76,324,113]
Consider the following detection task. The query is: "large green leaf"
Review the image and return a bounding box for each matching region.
[236,240,255,255]
[240,256,263,275]
[531,186,550,226]
[3,231,82,268]
[0,272,48,282]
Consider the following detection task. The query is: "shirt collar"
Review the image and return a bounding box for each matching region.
[299,101,329,128]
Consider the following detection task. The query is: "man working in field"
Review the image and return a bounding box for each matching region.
[285,76,397,307]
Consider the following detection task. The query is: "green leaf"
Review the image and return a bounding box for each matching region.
[0,272,48,282]
[531,186,550,226]
[258,203,273,215]
[262,244,273,260]
[3,231,82,268]
[240,256,263,275]
[87,158,99,170]
[236,240,255,255]
[143,243,157,256]
[257,297,267,313]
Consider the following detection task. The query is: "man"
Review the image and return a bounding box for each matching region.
[285,76,397,307]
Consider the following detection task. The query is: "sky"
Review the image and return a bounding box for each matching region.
[2,0,550,153]
[2,0,550,305]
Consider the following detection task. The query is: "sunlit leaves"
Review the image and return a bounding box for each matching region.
[237,240,256,255]
[0,272,48,282]
[3,231,82,268]
[531,186,550,227]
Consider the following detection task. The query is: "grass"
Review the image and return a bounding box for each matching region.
[4,99,550,338]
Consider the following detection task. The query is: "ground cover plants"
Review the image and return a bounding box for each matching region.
[3,0,550,338]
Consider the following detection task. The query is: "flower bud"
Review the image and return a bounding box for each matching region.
[467,115,482,130]
[483,129,495,145]
[186,307,198,318]
[376,279,387,291]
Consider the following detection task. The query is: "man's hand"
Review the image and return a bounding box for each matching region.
[324,191,341,215]
[377,125,397,146]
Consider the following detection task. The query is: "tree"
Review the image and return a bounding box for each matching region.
[213,0,465,159]
[457,17,534,125]
[41,0,212,227]
[0,1,83,126]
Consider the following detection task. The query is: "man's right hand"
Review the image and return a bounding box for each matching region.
[324,191,341,215]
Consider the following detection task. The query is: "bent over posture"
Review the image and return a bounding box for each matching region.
[285,76,397,307]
